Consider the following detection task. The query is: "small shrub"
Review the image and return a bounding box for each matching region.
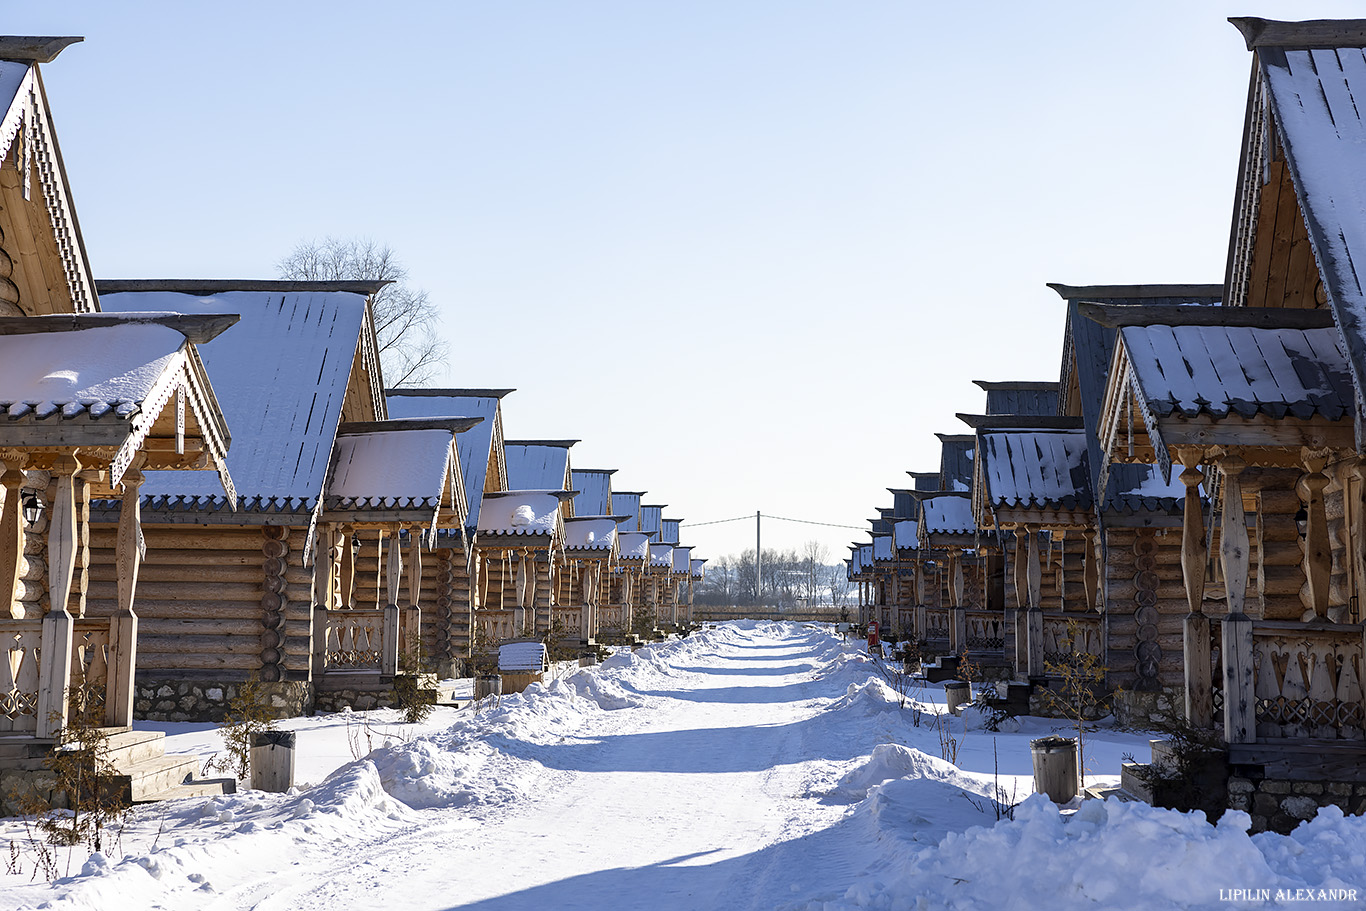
[208,675,279,781]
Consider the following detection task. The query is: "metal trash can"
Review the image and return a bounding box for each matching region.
[250,730,296,793]
[474,673,503,700]
[944,680,971,714]
[1030,735,1079,803]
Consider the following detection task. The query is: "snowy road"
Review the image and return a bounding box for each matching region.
[222,626,867,911]
[7,622,1366,911]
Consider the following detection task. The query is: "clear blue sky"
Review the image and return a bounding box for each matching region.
[8,2,1364,563]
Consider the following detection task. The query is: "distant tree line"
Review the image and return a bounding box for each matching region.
[695,540,851,608]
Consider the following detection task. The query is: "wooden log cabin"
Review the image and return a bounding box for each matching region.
[386,388,512,670]
[473,489,571,641]
[1094,16,1366,832]
[609,490,650,638]
[88,279,422,719]
[1049,283,1221,718]
[504,440,584,644]
[310,417,477,710]
[566,467,624,641]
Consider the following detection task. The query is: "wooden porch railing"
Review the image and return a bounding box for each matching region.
[1251,621,1364,741]
[923,607,950,649]
[0,619,43,734]
[322,609,388,672]
[964,610,1006,654]
[1041,613,1102,667]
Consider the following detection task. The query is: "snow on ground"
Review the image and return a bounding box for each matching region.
[2,622,1365,910]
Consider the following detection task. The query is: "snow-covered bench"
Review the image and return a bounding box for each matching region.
[498,640,548,694]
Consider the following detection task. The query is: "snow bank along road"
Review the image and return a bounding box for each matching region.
[4,622,1366,910]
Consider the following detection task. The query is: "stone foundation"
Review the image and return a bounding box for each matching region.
[0,767,67,817]
[134,679,313,722]
[1228,775,1366,834]
[1112,685,1183,728]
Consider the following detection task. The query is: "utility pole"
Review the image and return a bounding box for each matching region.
[756,510,762,607]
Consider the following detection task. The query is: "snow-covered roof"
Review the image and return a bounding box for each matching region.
[476,490,566,539]
[498,640,546,672]
[649,543,673,569]
[978,430,1093,510]
[1240,24,1366,433]
[1053,285,1221,517]
[671,546,693,573]
[920,495,975,537]
[894,519,919,551]
[617,531,651,562]
[563,516,619,553]
[660,518,682,546]
[386,389,511,529]
[571,468,614,517]
[937,435,974,492]
[1120,324,1353,421]
[690,558,706,579]
[612,492,643,532]
[324,423,472,542]
[100,286,377,510]
[504,441,573,496]
[639,504,664,538]
[872,535,894,562]
[0,316,234,494]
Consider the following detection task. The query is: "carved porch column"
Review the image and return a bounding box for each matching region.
[515,551,529,635]
[1013,529,1028,676]
[405,526,422,663]
[0,465,25,618]
[1218,455,1255,744]
[949,554,966,655]
[1302,449,1331,620]
[382,526,402,676]
[107,459,145,727]
[37,454,80,738]
[339,525,357,609]
[1179,455,1212,729]
[1026,525,1044,678]
[1083,529,1099,613]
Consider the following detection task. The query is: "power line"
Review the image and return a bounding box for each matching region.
[679,514,754,528]
[765,513,867,531]
[681,512,865,532]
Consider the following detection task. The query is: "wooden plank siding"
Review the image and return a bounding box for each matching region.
[1244,158,1325,310]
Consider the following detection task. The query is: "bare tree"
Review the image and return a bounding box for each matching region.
[278,237,449,387]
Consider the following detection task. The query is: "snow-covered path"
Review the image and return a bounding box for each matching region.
[221,627,855,911]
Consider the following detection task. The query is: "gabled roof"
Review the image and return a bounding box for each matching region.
[617,530,651,561]
[690,558,706,579]
[1225,19,1366,441]
[1104,318,1354,479]
[872,535,894,562]
[563,515,621,554]
[671,546,693,573]
[648,543,674,569]
[0,42,98,316]
[919,494,975,537]
[639,503,665,539]
[0,314,235,495]
[504,440,574,507]
[99,283,382,511]
[570,468,614,517]
[974,380,1059,417]
[612,491,643,531]
[976,429,1093,512]
[324,419,477,544]
[1053,283,1222,515]
[908,471,939,492]
[894,519,919,551]
[475,489,569,541]
[936,434,975,492]
[387,388,511,529]
[660,518,682,546]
